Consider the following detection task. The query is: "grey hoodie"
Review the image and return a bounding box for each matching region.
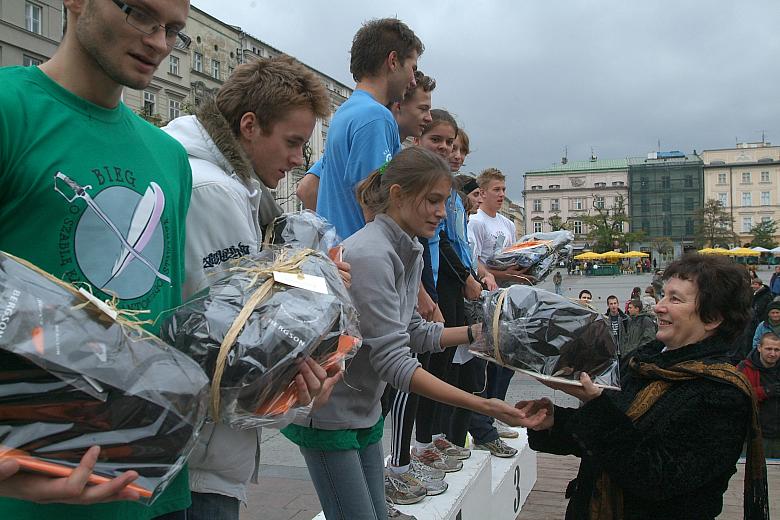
[294,214,444,430]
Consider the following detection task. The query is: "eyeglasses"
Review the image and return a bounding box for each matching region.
[111,0,191,49]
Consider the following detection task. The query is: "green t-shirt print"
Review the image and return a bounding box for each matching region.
[0,66,193,518]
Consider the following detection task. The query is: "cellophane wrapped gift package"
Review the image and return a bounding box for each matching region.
[473,284,620,389]
[161,247,360,430]
[0,252,210,503]
[265,210,340,252]
[487,230,574,283]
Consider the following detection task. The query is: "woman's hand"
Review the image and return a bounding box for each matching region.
[334,260,351,289]
[481,272,498,291]
[0,446,141,504]
[294,357,343,410]
[485,398,552,430]
[515,398,555,431]
[542,372,603,403]
[464,274,483,300]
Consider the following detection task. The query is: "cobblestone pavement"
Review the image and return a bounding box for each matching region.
[239,268,778,519]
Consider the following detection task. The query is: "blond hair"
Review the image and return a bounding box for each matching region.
[477,167,505,188]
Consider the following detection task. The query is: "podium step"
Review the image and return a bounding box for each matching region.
[313,428,537,519]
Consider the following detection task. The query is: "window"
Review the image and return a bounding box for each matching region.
[169,55,180,75]
[594,182,606,188]
[640,177,649,189]
[742,216,753,233]
[761,171,770,183]
[684,197,694,211]
[661,176,671,189]
[742,172,751,184]
[228,66,234,77]
[26,2,42,34]
[572,198,583,210]
[22,55,42,67]
[662,198,671,211]
[718,172,727,184]
[550,199,560,211]
[663,218,672,235]
[532,199,542,212]
[611,181,624,187]
[642,220,650,234]
[533,221,543,233]
[193,52,203,72]
[212,59,220,80]
[143,91,155,116]
[594,196,605,209]
[530,185,542,190]
[548,184,560,190]
[685,218,694,235]
[684,175,693,188]
[572,221,583,234]
[169,99,181,121]
[641,198,649,213]
[762,216,772,224]
[718,193,728,207]
[742,192,752,207]
[761,191,770,206]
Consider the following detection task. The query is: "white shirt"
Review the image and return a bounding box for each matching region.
[467,208,517,262]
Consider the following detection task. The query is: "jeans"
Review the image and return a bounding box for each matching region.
[300,440,386,519]
[188,492,239,520]
[467,358,500,445]
[154,510,188,520]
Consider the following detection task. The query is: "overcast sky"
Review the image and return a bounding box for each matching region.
[192,1,780,202]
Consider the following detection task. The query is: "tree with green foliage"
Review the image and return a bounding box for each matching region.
[695,198,736,248]
[581,194,645,252]
[748,220,778,249]
[547,213,567,231]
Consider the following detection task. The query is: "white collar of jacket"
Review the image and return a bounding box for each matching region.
[372,214,423,267]
[194,97,282,226]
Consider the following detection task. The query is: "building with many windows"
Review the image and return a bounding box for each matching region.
[701,142,780,245]
[628,152,703,256]
[523,157,631,249]
[0,0,62,67]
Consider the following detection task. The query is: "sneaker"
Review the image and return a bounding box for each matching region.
[474,438,518,458]
[405,464,448,496]
[387,498,418,520]
[495,420,520,439]
[410,458,446,481]
[411,446,463,473]
[384,472,426,505]
[432,435,471,460]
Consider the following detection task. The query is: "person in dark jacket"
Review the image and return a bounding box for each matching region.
[517,254,769,520]
[622,298,657,357]
[739,332,780,458]
[732,280,776,363]
[750,278,774,330]
[770,265,780,296]
[605,295,629,355]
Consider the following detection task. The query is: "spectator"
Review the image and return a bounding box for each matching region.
[738,332,780,458]
[578,289,593,308]
[553,271,563,295]
[605,295,628,354]
[651,269,664,298]
[625,287,641,313]
[623,299,657,357]
[752,301,780,352]
[642,286,658,315]
[771,265,780,296]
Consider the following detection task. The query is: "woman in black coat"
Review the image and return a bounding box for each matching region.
[517,254,769,520]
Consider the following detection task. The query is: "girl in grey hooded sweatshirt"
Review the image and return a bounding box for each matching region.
[282,147,549,519]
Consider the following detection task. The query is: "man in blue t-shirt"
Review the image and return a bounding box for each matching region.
[313,18,423,239]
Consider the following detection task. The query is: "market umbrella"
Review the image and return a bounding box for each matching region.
[770,246,780,255]
[574,251,602,261]
[712,247,731,255]
[728,247,760,257]
[698,247,716,254]
[623,250,649,258]
[752,246,770,253]
[600,251,623,262]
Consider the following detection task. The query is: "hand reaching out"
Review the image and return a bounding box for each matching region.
[515,398,555,431]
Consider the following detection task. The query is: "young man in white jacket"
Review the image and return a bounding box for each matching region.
[163,56,337,520]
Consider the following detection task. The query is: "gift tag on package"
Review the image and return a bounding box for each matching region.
[273,271,328,295]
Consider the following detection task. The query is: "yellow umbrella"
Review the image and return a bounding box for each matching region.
[697,247,716,254]
[711,247,731,255]
[574,251,602,260]
[601,251,623,262]
[728,247,760,257]
[623,250,649,258]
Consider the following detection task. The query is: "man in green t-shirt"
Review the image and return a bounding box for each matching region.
[0,0,194,518]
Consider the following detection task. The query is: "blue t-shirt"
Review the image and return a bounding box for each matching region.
[443,189,472,269]
[308,157,323,178]
[316,90,401,239]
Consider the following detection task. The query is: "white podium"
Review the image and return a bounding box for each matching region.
[312,427,536,520]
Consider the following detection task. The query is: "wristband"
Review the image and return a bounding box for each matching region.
[467,325,475,344]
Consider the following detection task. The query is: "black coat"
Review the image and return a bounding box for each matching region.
[529,337,751,520]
